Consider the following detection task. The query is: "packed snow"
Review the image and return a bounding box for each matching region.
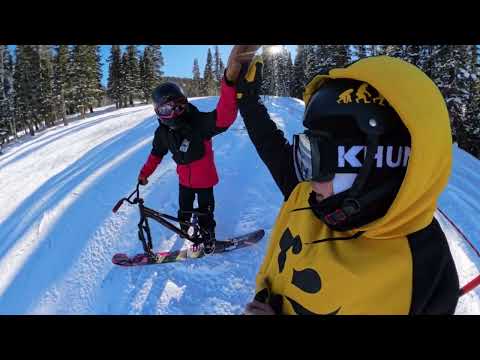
[0,96,478,314]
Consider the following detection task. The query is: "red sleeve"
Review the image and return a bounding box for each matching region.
[139,153,162,179]
[215,77,238,128]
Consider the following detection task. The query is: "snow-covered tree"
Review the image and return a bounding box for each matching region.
[428,46,472,148]
[316,45,350,73]
[16,47,34,133]
[0,46,16,140]
[139,45,165,103]
[285,51,294,97]
[37,45,55,127]
[202,48,216,96]
[107,45,122,108]
[353,45,368,60]
[69,45,102,116]
[119,51,129,108]
[192,58,201,97]
[214,45,225,93]
[125,45,141,106]
[403,45,422,67]
[292,45,307,99]
[53,45,70,125]
[464,45,480,158]
[304,45,318,82]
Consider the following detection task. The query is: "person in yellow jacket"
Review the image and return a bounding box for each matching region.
[236,53,460,315]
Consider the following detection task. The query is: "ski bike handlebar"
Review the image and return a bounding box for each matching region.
[112,183,140,213]
[112,183,213,259]
[112,183,209,218]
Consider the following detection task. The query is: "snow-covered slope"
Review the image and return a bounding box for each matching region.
[0,96,478,314]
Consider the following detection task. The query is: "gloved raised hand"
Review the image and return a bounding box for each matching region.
[138,175,148,186]
[225,45,261,84]
[236,56,264,104]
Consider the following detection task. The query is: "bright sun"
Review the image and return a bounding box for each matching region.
[267,45,283,55]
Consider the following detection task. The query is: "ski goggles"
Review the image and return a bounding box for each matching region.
[154,97,187,120]
[293,130,338,182]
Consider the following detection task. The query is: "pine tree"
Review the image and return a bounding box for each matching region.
[316,45,350,73]
[0,47,5,108]
[0,45,15,141]
[192,58,201,97]
[353,45,368,60]
[92,45,104,109]
[70,45,89,117]
[125,45,140,106]
[403,45,422,67]
[4,47,15,139]
[139,50,147,102]
[13,45,37,135]
[0,46,8,135]
[375,45,388,56]
[149,45,164,80]
[285,51,294,97]
[315,45,329,73]
[367,45,384,56]
[275,46,292,97]
[418,45,437,77]
[68,45,102,116]
[119,51,129,108]
[37,45,55,127]
[107,45,122,108]
[464,45,480,158]
[384,45,404,58]
[292,45,307,99]
[304,45,318,83]
[28,46,43,129]
[429,46,472,148]
[214,45,225,94]
[53,45,70,125]
[202,48,216,96]
[139,45,165,103]
[260,46,276,96]
[332,45,350,68]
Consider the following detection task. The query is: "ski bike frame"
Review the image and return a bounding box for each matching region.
[112,183,211,260]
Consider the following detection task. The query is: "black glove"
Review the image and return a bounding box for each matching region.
[138,176,148,186]
[236,56,263,104]
[253,287,283,315]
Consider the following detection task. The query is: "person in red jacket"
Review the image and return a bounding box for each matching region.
[138,46,257,254]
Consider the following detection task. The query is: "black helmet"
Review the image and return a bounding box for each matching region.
[152,82,188,128]
[294,77,411,231]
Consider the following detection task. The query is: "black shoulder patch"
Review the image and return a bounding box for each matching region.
[278,228,303,273]
[279,228,295,250]
[292,268,322,294]
[292,235,302,254]
[278,252,287,273]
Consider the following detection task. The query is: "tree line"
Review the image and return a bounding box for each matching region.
[261,45,479,158]
[1,45,479,158]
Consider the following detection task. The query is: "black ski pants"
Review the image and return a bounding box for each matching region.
[178,184,216,234]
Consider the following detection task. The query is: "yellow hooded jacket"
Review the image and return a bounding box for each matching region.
[244,56,459,315]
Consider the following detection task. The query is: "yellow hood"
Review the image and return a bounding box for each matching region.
[314,56,452,238]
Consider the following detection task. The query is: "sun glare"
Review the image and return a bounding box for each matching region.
[267,45,283,55]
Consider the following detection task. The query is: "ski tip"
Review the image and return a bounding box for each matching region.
[112,253,131,266]
[254,229,266,237]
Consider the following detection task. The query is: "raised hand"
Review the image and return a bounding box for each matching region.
[225,45,262,83]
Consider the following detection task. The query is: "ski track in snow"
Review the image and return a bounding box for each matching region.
[0,97,479,314]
